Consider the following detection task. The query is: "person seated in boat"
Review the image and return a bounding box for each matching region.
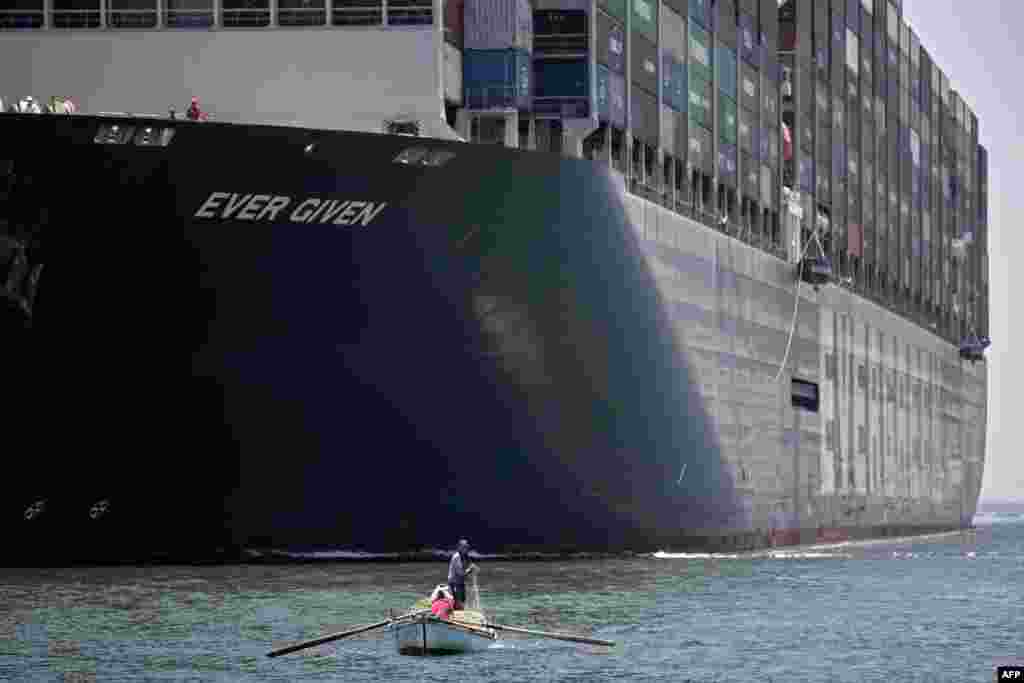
[429,585,455,619]
[447,539,478,610]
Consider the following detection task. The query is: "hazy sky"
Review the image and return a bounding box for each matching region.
[900,1,1022,502]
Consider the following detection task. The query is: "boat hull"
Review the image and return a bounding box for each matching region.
[0,113,986,564]
[392,617,496,655]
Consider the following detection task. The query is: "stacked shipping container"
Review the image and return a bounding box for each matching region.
[533,8,590,118]
[776,0,987,342]
[631,0,659,149]
[462,0,533,109]
[443,0,465,107]
[688,5,712,178]
[3,0,984,346]
[660,1,686,194]
[453,0,982,321]
[463,47,532,109]
[305,0,988,336]
[445,0,465,46]
[596,6,626,126]
[464,0,533,50]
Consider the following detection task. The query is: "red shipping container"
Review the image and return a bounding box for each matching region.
[780,25,797,51]
[847,223,862,257]
[445,0,465,47]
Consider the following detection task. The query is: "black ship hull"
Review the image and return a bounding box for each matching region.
[3,115,747,564]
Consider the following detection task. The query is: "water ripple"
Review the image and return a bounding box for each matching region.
[1,522,1021,682]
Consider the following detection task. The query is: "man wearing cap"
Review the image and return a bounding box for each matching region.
[447,539,477,610]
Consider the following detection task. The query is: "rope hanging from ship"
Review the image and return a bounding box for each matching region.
[772,228,827,383]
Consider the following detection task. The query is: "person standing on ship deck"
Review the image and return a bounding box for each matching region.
[447,539,477,609]
[186,97,203,121]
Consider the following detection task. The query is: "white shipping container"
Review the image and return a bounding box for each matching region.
[690,37,709,68]
[660,7,686,60]
[444,43,463,105]
[464,0,533,52]
[846,29,859,75]
[661,104,676,153]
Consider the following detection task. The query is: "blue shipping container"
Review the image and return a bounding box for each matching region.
[597,13,625,73]
[597,64,609,117]
[609,69,626,126]
[739,13,758,66]
[463,48,532,109]
[534,59,589,98]
[815,45,828,75]
[763,56,779,86]
[674,59,687,113]
[608,22,625,72]
[662,52,674,108]
[799,157,813,192]
[718,45,737,97]
[688,0,709,29]
[846,0,859,33]
[719,142,738,182]
[662,52,686,111]
[597,65,612,123]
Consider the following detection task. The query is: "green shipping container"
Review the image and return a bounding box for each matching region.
[688,71,711,129]
[720,94,737,144]
[599,0,627,23]
[689,22,711,83]
[717,45,737,98]
[631,0,657,42]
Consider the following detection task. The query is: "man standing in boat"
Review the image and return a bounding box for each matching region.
[447,539,477,610]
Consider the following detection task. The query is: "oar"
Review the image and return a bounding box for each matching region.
[266,608,431,658]
[451,620,615,647]
[435,616,497,639]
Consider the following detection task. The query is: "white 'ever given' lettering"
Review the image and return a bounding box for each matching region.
[193,192,389,227]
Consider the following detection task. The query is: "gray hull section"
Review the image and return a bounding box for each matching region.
[625,195,986,544]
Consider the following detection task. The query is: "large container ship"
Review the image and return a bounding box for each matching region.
[0,0,990,564]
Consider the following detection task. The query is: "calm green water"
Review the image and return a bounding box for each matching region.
[2,517,1021,682]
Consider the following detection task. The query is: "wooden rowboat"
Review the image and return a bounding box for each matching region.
[266,605,614,660]
[391,609,497,655]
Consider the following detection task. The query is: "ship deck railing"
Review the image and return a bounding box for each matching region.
[624,177,789,261]
[0,4,431,29]
[617,172,966,344]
